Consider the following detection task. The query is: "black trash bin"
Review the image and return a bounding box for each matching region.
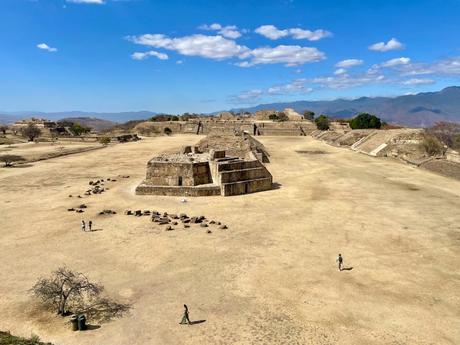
[70,315,78,331]
[77,314,87,331]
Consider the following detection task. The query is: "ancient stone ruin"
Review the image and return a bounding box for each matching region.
[136,132,273,197]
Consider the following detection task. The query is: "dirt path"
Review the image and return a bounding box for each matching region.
[1,135,459,345]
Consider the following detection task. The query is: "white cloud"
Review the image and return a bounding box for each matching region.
[129,34,249,60]
[334,68,347,75]
[244,45,325,67]
[335,59,363,68]
[255,25,288,40]
[230,89,263,104]
[401,78,435,85]
[267,79,312,95]
[66,0,104,4]
[176,60,184,64]
[381,57,411,67]
[131,50,168,60]
[37,43,57,52]
[369,38,404,52]
[199,23,242,39]
[255,25,331,41]
[313,73,386,89]
[288,28,332,41]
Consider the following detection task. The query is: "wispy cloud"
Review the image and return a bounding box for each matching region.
[229,89,263,104]
[255,25,332,41]
[199,23,242,39]
[66,0,105,4]
[369,38,404,52]
[131,50,168,60]
[37,43,57,52]
[401,78,435,86]
[381,57,411,67]
[335,59,363,68]
[267,79,312,95]
[242,45,325,67]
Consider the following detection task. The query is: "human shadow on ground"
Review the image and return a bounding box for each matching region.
[9,164,34,168]
[85,324,101,331]
[89,228,103,232]
[189,320,206,325]
[272,182,282,190]
[341,267,354,271]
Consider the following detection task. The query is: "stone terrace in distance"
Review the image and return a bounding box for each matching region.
[135,133,273,197]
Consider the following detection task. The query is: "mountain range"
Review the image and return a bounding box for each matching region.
[1,86,459,128]
[230,86,460,127]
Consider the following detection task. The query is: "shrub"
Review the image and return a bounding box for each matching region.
[303,110,315,120]
[0,124,7,135]
[315,115,330,130]
[420,133,445,156]
[98,136,111,145]
[268,114,279,121]
[0,154,26,167]
[277,112,289,122]
[163,127,172,135]
[349,113,382,129]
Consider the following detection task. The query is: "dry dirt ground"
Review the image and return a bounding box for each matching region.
[1,135,460,345]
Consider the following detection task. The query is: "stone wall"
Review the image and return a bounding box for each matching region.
[145,161,212,186]
[135,183,221,196]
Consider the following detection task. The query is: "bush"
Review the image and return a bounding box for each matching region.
[0,154,26,167]
[303,110,315,121]
[163,127,172,135]
[98,136,111,145]
[268,114,279,121]
[315,115,330,130]
[0,125,7,135]
[421,133,445,156]
[0,331,53,345]
[349,113,382,129]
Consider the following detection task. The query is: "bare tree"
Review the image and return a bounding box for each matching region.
[0,154,26,167]
[32,267,102,316]
[21,124,42,141]
[31,267,130,322]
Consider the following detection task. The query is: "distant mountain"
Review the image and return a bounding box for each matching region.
[229,86,460,127]
[0,111,157,125]
[60,117,117,132]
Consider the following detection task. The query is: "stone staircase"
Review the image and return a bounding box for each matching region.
[213,158,272,196]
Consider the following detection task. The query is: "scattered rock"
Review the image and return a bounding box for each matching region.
[67,208,75,211]
[219,225,228,230]
[209,220,216,224]
[165,225,173,231]
[124,210,132,215]
[76,209,84,213]
[183,224,190,228]
[135,210,142,217]
[200,223,208,228]
[207,230,212,234]
[78,204,87,209]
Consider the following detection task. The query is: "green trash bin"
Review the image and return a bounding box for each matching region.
[77,314,87,331]
[70,315,78,331]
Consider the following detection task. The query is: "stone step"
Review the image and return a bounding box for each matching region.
[220,167,269,183]
[217,160,260,172]
[221,177,273,196]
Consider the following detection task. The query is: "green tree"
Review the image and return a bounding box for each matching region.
[277,112,289,122]
[349,113,382,129]
[69,123,91,136]
[0,124,8,135]
[21,124,42,141]
[268,114,279,121]
[303,110,315,121]
[315,115,330,130]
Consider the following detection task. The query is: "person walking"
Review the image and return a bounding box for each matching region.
[180,304,191,325]
[88,220,92,232]
[81,220,86,232]
[336,253,343,271]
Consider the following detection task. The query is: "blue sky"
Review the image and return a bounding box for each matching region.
[0,0,459,114]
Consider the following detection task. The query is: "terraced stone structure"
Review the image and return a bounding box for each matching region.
[136,133,273,196]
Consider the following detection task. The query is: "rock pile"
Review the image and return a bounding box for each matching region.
[123,209,228,232]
